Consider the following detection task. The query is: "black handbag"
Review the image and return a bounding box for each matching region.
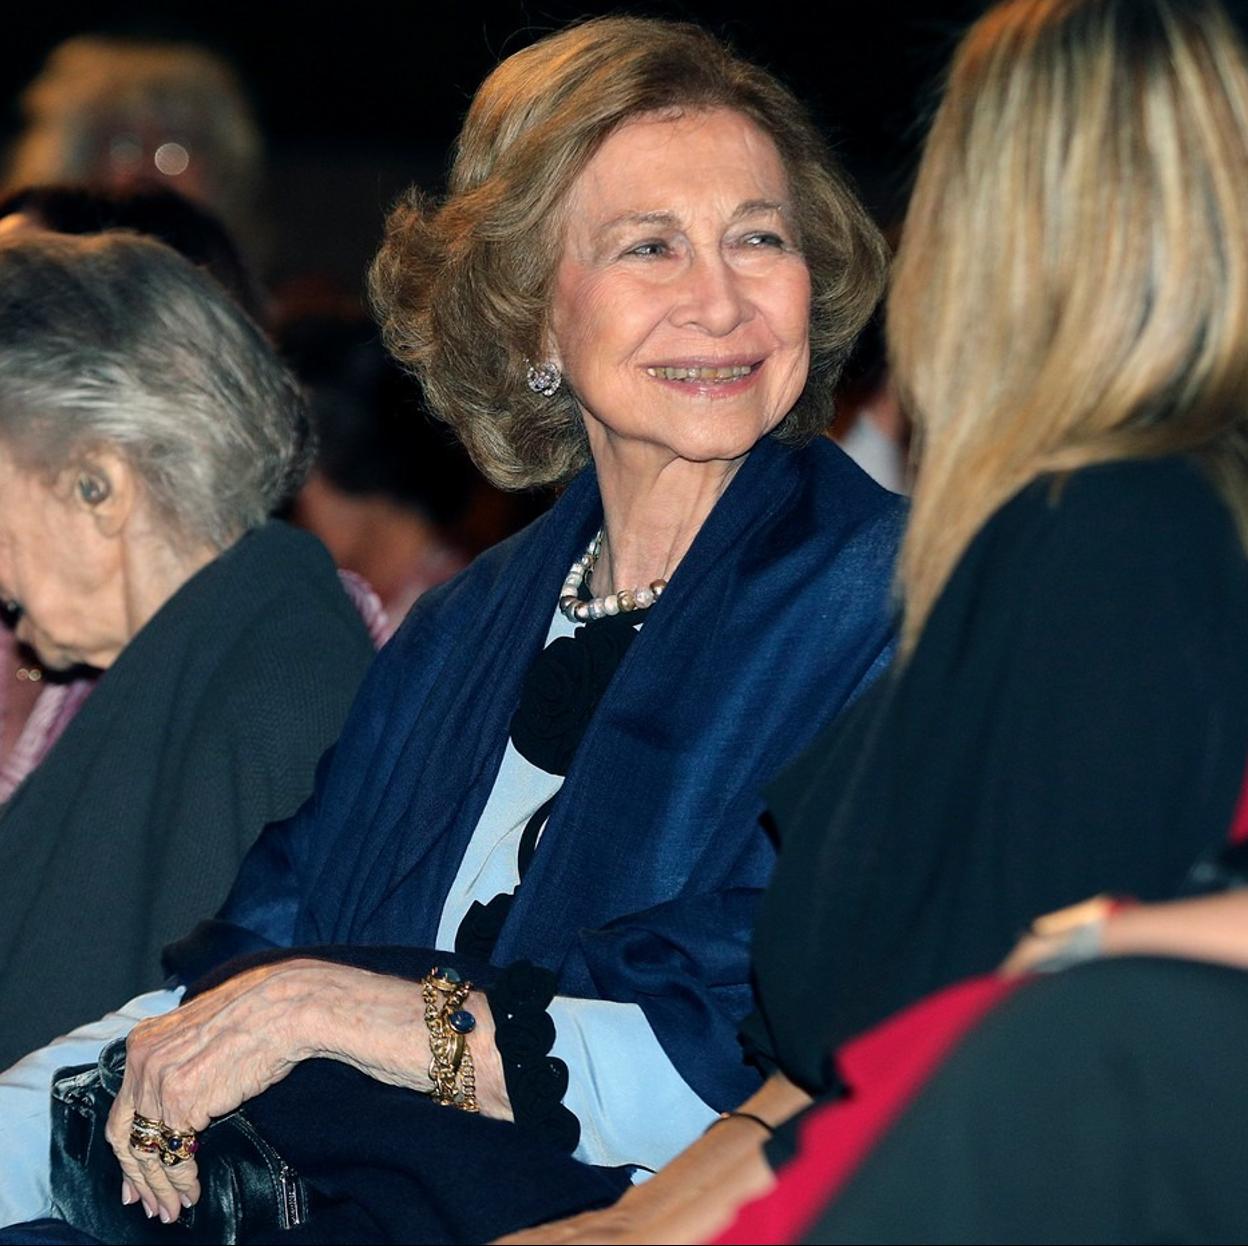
[49,1037,310,1244]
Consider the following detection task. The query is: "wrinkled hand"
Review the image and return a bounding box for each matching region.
[103,957,509,1226]
[104,959,327,1224]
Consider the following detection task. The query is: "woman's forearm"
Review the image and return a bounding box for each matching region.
[737,1069,814,1124]
[496,1072,811,1244]
[619,1072,809,1214]
[1002,891,1248,978]
[293,960,513,1119]
[1101,892,1248,970]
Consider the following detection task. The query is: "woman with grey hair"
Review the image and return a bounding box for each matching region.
[0,230,374,1066]
[3,16,901,1243]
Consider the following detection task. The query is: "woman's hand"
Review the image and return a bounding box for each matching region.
[999,895,1120,977]
[496,1073,809,1246]
[104,957,510,1224]
[1003,891,1248,979]
[104,958,337,1223]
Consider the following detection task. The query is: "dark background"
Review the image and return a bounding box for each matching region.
[0,1,993,289]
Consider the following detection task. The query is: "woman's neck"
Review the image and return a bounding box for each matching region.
[589,440,746,596]
[116,527,223,663]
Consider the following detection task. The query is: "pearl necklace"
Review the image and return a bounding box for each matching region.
[559,530,667,623]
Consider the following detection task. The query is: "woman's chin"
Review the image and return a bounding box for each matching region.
[25,636,93,672]
[664,426,775,466]
[30,648,76,672]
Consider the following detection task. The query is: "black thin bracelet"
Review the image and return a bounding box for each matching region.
[704,1110,775,1137]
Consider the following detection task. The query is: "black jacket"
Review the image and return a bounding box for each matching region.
[0,522,374,1065]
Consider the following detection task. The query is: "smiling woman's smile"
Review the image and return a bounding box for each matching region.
[642,361,763,402]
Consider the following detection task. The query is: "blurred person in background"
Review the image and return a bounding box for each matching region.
[4,36,265,266]
[276,310,470,637]
[830,313,909,494]
[0,183,265,338]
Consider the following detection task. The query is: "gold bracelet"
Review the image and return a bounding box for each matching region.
[423,971,468,1102]
[421,967,480,1112]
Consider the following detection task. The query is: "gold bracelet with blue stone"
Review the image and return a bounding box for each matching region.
[422,967,480,1112]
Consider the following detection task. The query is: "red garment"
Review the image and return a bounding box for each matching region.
[1231,764,1248,845]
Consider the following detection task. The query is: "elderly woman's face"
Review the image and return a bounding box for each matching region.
[0,448,125,670]
[549,108,811,465]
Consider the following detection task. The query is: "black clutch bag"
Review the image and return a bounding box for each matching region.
[50,1038,310,1244]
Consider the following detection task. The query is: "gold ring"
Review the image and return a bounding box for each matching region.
[159,1126,200,1167]
[127,1128,165,1153]
[129,1113,166,1154]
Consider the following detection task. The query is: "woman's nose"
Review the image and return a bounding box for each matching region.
[671,253,751,336]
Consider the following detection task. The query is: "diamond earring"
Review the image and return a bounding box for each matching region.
[526,360,562,397]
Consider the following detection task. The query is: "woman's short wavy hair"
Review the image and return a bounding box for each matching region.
[0,231,310,550]
[370,15,888,490]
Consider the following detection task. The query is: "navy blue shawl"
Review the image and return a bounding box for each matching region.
[169,437,903,1107]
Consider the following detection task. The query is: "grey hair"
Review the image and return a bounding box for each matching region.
[0,231,310,549]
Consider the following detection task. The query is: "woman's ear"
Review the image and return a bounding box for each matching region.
[72,451,136,539]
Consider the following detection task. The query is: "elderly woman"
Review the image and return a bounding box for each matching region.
[0,231,374,1065]
[0,15,902,1244]
[506,1,1248,1241]
[0,186,275,803]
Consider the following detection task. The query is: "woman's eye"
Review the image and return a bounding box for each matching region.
[741,231,786,249]
[624,240,670,259]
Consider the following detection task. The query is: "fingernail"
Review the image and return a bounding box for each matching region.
[142,1201,155,1219]
[180,1194,193,1208]
[159,1208,171,1224]
[121,1181,133,1205]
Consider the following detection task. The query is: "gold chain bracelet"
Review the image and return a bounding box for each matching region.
[421,967,480,1112]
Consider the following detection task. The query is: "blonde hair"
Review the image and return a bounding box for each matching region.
[370,16,886,490]
[890,0,1248,652]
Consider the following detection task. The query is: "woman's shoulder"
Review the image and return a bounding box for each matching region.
[155,524,375,741]
[382,522,540,652]
[1007,455,1230,539]
[747,438,906,593]
[217,523,375,656]
[968,455,1240,583]
[937,454,1248,659]
[382,479,589,654]
[200,521,355,617]
[794,436,908,524]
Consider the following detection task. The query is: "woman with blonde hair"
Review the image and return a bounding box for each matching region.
[505,0,1248,1240]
